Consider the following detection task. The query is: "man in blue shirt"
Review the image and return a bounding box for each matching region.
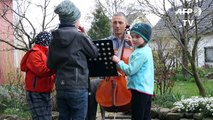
[87,12,131,120]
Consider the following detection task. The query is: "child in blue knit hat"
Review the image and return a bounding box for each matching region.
[54,0,81,25]
[47,0,99,120]
[112,22,154,120]
[54,0,85,31]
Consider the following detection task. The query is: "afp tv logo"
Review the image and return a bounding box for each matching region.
[175,3,202,26]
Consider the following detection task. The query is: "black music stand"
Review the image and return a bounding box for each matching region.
[86,40,118,120]
[87,39,118,77]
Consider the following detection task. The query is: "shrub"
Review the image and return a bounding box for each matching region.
[0,85,29,118]
[173,67,213,82]
[0,86,10,113]
[2,84,27,109]
[0,85,11,102]
[4,108,30,118]
[153,93,183,108]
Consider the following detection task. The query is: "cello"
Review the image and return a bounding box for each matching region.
[95,26,132,112]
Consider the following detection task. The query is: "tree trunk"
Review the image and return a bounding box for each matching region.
[182,49,189,77]
[188,53,206,97]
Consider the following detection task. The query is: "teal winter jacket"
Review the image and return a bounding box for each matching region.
[117,44,154,95]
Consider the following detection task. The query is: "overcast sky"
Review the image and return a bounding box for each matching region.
[49,0,160,26]
[73,0,160,25]
[26,0,160,31]
[50,0,96,29]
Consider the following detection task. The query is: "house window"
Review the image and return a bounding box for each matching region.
[205,47,213,62]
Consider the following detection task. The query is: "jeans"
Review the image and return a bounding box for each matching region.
[56,89,88,120]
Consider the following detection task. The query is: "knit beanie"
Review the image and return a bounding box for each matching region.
[54,0,81,24]
[130,23,152,42]
[35,31,52,46]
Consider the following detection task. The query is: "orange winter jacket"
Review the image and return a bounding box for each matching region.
[20,44,55,93]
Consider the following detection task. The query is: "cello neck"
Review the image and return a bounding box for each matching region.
[116,38,125,59]
[116,25,130,59]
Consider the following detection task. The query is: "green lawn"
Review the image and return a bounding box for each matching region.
[172,80,213,97]
[153,79,213,108]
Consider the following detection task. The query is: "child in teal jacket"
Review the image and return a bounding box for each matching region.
[112,22,154,120]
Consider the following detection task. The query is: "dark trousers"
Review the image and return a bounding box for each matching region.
[131,90,152,120]
[86,79,103,120]
[26,91,52,120]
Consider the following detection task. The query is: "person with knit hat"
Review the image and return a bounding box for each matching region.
[87,12,132,120]
[47,0,99,120]
[112,22,154,120]
[35,31,52,46]
[54,0,83,31]
[20,31,55,120]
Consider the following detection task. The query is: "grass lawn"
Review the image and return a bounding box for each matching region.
[153,79,213,108]
[172,80,213,97]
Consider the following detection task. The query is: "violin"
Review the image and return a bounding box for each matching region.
[95,26,132,112]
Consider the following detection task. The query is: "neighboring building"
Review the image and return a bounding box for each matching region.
[197,35,213,67]
[0,0,24,84]
[152,0,213,67]
[0,0,14,84]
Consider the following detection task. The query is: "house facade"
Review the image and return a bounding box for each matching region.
[0,0,19,84]
[196,34,213,67]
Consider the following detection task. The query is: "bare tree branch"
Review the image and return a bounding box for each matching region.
[96,0,143,20]
[0,0,57,51]
[137,0,212,96]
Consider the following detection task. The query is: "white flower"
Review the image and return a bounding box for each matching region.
[172,96,213,116]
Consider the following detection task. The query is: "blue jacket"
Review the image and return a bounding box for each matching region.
[117,44,154,95]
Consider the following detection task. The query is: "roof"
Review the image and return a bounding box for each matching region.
[127,12,152,26]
